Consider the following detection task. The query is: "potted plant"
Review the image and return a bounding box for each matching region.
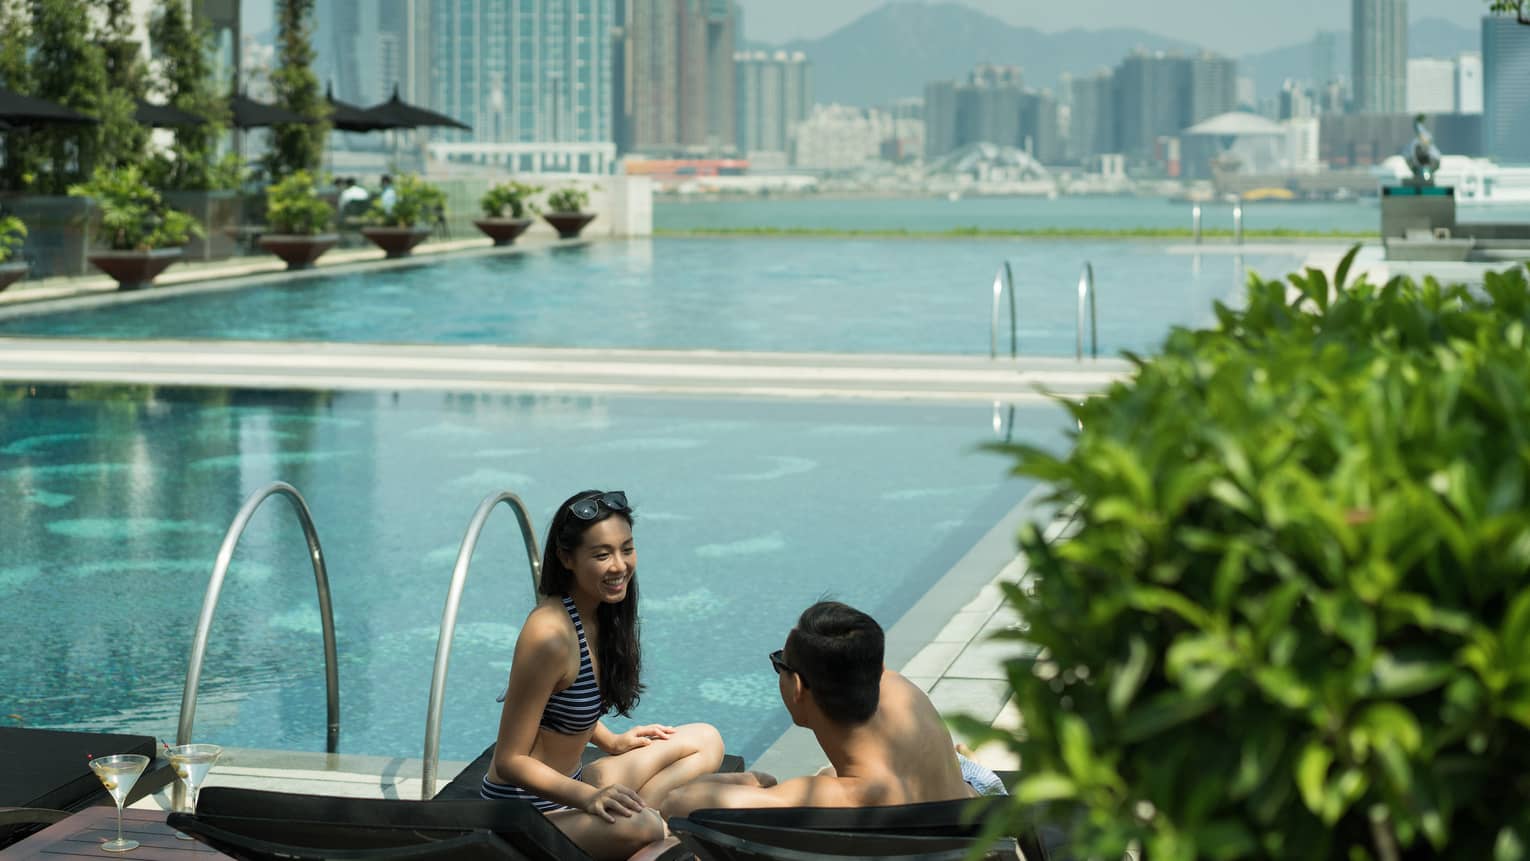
[474,180,542,246]
[258,170,338,270]
[541,185,597,239]
[360,174,445,258]
[0,216,27,292]
[68,166,203,290]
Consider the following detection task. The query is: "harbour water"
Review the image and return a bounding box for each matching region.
[654,195,1530,235]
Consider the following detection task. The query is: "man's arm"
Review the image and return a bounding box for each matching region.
[661,775,845,820]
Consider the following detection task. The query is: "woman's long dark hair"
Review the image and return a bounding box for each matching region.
[538,489,643,716]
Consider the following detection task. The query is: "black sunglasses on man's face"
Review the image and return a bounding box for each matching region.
[769,648,809,687]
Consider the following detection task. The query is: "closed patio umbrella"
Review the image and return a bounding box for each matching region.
[362,84,470,131]
[0,86,99,127]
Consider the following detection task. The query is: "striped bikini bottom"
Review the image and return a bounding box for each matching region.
[480,765,584,813]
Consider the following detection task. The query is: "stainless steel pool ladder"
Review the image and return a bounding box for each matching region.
[1191,202,1245,245]
[420,490,543,799]
[175,481,340,806]
[989,261,1017,359]
[1076,262,1098,361]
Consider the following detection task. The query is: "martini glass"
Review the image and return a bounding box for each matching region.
[89,753,149,852]
[163,743,222,840]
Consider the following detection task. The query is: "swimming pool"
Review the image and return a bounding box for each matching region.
[0,238,1307,357]
[1,384,1066,762]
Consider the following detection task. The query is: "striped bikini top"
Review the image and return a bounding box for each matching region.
[539,595,605,734]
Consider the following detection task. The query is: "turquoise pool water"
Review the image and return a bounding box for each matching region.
[0,238,1306,357]
[1,384,1064,762]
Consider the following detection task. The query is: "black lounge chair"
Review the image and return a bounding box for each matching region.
[675,797,1050,860]
[434,743,745,800]
[671,817,1022,860]
[0,727,174,847]
[169,787,595,861]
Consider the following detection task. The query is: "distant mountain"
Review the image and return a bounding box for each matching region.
[766,4,1483,108]
[777,1,1200,107]
[1240,18,1481,101]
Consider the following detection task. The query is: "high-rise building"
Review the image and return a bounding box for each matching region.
[1352,0,1407,113]
[1483,15,1530,163]
[923,80,958,160]
[1190,54,1237,124]
[1313,31,1340,87]
[1067,70,1116,159]
[923,65,1058,162]
[427,0,613,145]
[1114,51,1191,158]
[1456,51,1483,114]
[735,50,811,155]
[316,2,417,107]
[618,0,738,154]
[1280,79,1315,119]
[1407,58,1457,113]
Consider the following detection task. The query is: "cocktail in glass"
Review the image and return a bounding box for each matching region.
[163,743,221,840]
[88,753,149,852]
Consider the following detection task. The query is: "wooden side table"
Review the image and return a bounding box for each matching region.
[1,806,226,859]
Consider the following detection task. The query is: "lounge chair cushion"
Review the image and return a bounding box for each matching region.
[671,816,1022,860]
[169,814,528,860]
[435,743,745,801]
[183,787,591,861]
[0,727,158,810]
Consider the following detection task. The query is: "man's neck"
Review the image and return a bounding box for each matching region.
[811,717,884,782]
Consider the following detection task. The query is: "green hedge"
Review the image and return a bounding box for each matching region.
[971,250,1530,859]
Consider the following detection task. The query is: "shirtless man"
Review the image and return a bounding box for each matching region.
[661,601,1002,818]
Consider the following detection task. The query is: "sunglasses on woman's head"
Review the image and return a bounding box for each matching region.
[567,490,630,520]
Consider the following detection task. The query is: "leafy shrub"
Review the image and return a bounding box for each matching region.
[265,170,333,235]
[480,180,542,219]
[970,251,1530,860]
[545,185,591,213]
[365,174,445,229]
[0,216,26,264]
[67,165,204,251]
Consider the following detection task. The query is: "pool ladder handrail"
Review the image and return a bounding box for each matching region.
[176,481,340,805]
[421,490,543,799]
[1076,262,1098,361]
[1191,201,1246,245]
[989,261,1017,359]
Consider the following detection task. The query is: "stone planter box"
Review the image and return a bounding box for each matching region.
[259,233,340,270]
[473,217,534,246]
[0,194,94,278]
[360,226,431,259]
[0,261,27,292]
[163,190,241,262]
[542,212,596,240]
[87,248,183,290]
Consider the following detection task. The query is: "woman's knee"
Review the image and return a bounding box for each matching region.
[678,722,724,766]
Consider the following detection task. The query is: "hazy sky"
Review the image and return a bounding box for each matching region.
[736,0,1487,55]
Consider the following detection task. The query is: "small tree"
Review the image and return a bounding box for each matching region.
[265,170,332,235]
[480,180,542,219]
[265,0,328,180]
[0,0,38,191]
[149,0,233,190]
[94,0,149,170]
[27,0,110,194]
[1490,0,1529,24]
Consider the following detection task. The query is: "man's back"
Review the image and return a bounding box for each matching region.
[829,671,973,807]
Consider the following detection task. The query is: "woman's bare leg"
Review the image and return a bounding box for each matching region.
[581,722,725,807]
[546,807,666,861]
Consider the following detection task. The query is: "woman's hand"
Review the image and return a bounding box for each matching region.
[610,724,676,754]
[584,783,646,823]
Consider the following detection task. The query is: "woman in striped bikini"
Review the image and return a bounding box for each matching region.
[481,489,725,860]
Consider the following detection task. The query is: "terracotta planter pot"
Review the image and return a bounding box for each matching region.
[86,248,183,291]
[0,260,27,292]
[542,211,597,240]
[360,226,431,259]
[473,217,534,246]
[259,233,340,270]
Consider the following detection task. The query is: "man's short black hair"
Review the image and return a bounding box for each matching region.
[786,601,884,725]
